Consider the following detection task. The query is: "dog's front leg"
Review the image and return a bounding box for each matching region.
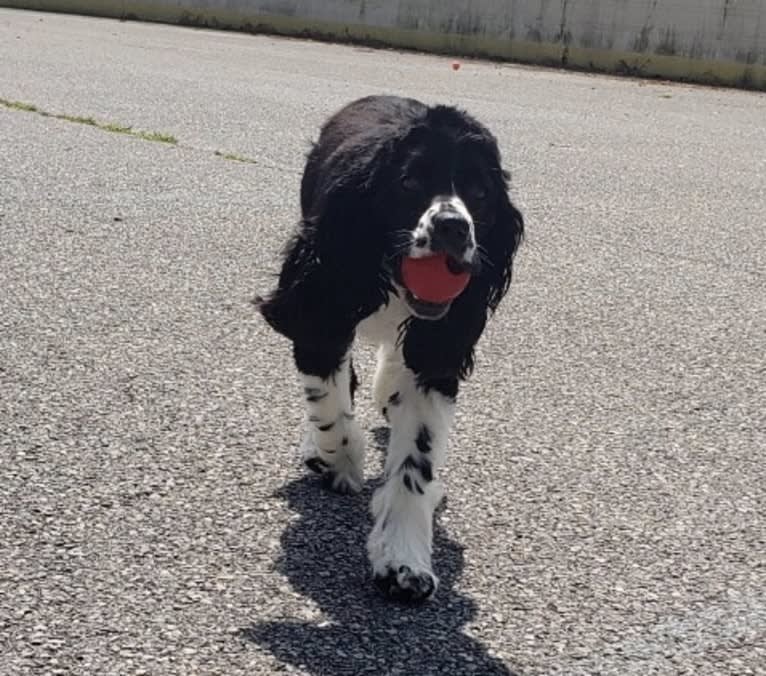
[367,368,456,602]
[295,343,365,494]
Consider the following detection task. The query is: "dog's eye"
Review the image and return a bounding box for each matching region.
[467,183,487,200]
[401,175,422,192]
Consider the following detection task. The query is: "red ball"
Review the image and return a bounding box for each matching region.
[401,253,470,303]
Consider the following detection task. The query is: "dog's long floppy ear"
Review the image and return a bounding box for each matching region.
[304,126,415,269]
[484,164,524,313]
[257,128,407,347]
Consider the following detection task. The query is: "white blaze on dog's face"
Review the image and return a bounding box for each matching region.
[409,195,477,265]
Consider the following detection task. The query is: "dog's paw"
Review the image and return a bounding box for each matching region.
[367,475,441,602]
[303,458,362,495]
[373,563,437,603]
[301,424,365,495]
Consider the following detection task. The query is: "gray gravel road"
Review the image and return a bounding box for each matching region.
[2,9,765,676]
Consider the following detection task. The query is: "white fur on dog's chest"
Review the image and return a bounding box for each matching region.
[357,291,411,347]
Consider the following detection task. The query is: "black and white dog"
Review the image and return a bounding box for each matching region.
[257,95,524,602]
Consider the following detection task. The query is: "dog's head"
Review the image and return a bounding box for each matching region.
[302,97,524,322]
[379,105,523,319]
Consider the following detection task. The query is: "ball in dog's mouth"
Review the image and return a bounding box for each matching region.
[400,253,472,320]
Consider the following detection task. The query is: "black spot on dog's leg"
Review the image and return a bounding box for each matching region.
[342,436,348,446]
[305,457,329,474]
[416,425,431,453]
[402,454,433,483]
[388,391,402,406]
[317,422,335,432]
[305,387,328,403]
[403,474,414,492]
[419,457,433,482]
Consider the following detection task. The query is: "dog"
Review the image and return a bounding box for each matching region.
[257,95,524,602]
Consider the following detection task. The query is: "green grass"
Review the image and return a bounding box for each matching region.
[2,96,260,157]
[136,130,178,144]
[214,150,257,164]
[0,98,38,112]
[57,113,98,126]
[1,97,177,145]
[101,122,134,134]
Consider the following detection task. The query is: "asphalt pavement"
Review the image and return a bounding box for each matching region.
[1,8,765,676]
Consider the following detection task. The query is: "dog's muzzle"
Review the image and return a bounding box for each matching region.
[430,210,472,262]
[410,195,478,267]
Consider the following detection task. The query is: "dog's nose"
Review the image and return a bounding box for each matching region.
[431,212,471,257]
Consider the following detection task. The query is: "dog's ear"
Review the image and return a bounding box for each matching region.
[257,129,409,347]
[304,126,414,268]
[484,168,524,313]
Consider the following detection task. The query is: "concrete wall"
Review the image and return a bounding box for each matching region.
[7,0,766,89]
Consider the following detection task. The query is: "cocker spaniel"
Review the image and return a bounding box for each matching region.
[257,95,524,602]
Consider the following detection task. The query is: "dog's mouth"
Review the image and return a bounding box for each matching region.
[445,256,474,275]
[391,252,473,321]
[402,290,452,321]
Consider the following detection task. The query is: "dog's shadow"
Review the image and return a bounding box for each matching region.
[238,427,517,675]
